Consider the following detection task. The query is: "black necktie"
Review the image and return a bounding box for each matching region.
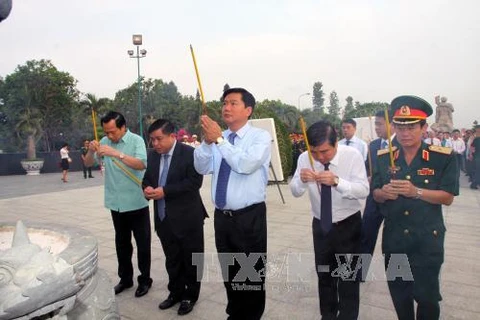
[346,139,351,146]
[320,163,332,234]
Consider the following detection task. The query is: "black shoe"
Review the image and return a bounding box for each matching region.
[89,175,94,178]
[114,282,133,295]
[159,296,180,310]
[470,184,478,190]
[135,281,152,297]
[84,176,87,179]
[178,300,195,315]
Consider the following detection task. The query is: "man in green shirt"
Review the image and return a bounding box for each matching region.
[373,96,458,320]
[85,111,152,298]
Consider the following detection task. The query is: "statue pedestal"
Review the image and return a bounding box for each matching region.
[0,221,119,319]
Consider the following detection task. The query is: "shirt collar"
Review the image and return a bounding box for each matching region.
[226,122,251,139]
[166,140,176,157]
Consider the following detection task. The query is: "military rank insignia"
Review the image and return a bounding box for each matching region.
[417,168,435,175]
[422,150,429,161]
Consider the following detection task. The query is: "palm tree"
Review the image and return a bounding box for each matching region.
[16,107,43,160]
[80,93,110,140]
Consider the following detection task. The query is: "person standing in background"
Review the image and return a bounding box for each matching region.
[451,129,466,183]
[81,139,94,179]
[59,143,71,183]
[361,110,398,279]
[339,118,368,161]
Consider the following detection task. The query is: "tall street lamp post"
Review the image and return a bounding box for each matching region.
[297,92,311,110]
[128,34,147,140]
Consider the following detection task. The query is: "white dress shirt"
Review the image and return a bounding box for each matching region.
[451,138,466,154]
[338,136,368,161]
[194,123,271,210]
[289,145,369,222]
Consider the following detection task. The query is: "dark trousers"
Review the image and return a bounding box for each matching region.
[385,254,441,320]
[111,206,152,285]
[313,212,361,320]
[474,157,480,187]
[360,195,384,279]
[214,202,267,320]
[157,221,204,302]
[454,153,462,182]
[82,164,93,178]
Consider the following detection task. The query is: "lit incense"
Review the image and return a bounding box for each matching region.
[189,45,207,115]
[384,108,395,169]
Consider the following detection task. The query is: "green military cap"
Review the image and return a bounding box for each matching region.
[390,95,433,125]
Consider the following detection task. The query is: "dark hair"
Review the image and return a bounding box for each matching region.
[147,119,175,135]
[375,110,393,122]
[306,120,337,147]
[101,111,126,129]
[452,129,460,134]
[221,87,256,111]
[342,118,357,128]
[61,143,69,148]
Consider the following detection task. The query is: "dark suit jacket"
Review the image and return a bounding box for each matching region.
[142,142,207,238]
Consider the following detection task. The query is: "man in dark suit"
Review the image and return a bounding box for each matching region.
[361,109,397,280]
[142,119,207,316]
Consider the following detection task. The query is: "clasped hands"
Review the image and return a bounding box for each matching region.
[88,141,120,158]
[200,115,223,144]
[300,168,336,186]
[143,186,165,201]
[379,179,417,200]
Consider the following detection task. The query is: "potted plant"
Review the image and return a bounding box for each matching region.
[17,108,44,175]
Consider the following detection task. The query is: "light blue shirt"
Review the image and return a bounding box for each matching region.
[338,135,368,161]
[100,130,148,212]
[194,123,271,210]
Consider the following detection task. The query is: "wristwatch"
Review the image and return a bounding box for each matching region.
[119,153,125,160]
[215,137,225,145]
[333,176,339,187]
[415,187,423,199]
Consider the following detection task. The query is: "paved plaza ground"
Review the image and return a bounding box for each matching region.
[0,171,479,319]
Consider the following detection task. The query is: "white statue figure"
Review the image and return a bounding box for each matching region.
[0,221,83,320]
[434,95,454,133]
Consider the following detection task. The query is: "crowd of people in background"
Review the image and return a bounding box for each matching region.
[422,127,479,189]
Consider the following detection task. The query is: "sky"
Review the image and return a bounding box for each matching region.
[1,0,479,128]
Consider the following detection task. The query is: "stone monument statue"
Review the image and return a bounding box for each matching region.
[432,95,454,133]
[0,221,119,319]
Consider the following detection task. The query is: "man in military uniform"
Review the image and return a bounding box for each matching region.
[372,95,458,320]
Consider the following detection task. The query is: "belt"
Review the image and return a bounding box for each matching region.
[215,202,263,217]
[333,211,361,226]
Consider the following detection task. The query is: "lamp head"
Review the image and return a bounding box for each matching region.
[132,34,143,45]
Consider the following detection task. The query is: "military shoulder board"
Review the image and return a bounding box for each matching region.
[428,145,453,155]
[377,146,397,156]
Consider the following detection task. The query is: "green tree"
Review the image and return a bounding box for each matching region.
[327,91,340,118]
[343,96,355,119]
[312,82,325,113]
[1,59,79,153]
[351,101,389,118]
[251,107,292,180]
[80,93,111,140]
[257,99,300,132]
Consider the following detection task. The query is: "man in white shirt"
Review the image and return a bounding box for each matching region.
[289,120,369,319]
[339,118,368,161]
[424,130,441,146]
[451,129,466,182]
